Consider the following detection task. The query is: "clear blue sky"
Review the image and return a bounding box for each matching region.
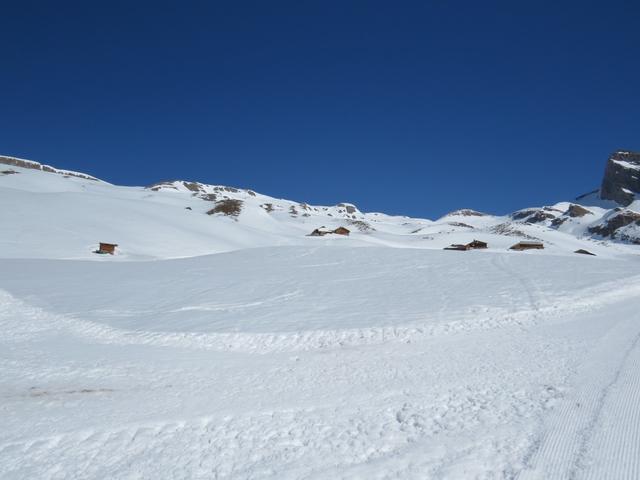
[1,1,638,218]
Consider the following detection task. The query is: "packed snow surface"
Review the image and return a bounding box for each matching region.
[2,160,640,478]
[2,247,640,479]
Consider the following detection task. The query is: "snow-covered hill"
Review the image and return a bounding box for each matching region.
[2,151,640,479]
[2,246,640,478]
[1,152,639,260]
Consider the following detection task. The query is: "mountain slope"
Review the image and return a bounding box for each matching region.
[1,152,639,260]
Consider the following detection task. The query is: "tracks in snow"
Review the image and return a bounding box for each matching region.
[518,306,640,480]
[3,271,640,354]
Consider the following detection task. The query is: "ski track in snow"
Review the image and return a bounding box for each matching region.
[518,314,640,480]
[3,270,640,354]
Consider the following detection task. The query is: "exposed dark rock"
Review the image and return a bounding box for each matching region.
[206,199,243,217]
[551,204,592,228]
[511,209,538,221]
[489,223,542,241]
[512,208,556,223]
[588,209,640,242]
[147,181,178,191]
[551,217,568,228]
[1,169,18,175]
[566,204,593,217]
[600,150,640,206]
[213,186,239,194]
[445,209,486,217]
[575,249,596,256]
[526,211,556,224]
[261,203,274,213]
[348,220,375,232]
[337,203,357,214]
[447,222,474,229]
[183,182,201,193]
[0,155,98,181]
[198,193,217,202]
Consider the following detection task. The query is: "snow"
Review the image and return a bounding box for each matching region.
[2,160,640,478]
[612,159,640,171]
[2,248,640,478]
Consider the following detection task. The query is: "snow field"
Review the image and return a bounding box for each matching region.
[2,247,640,478]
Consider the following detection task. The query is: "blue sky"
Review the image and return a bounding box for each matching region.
[1,1,638,218]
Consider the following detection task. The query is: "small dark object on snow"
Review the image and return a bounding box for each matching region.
[574,249,596,256]
[309,226,351,237]
[444,244,471,251]
[510,241,544,251]
[94,242,118,255]
[467,239,488,249]
[185,206,192,210]
[444,239,488,251]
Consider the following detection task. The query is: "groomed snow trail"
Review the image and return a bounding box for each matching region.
[519,306,640,480]
[2,247,640,479]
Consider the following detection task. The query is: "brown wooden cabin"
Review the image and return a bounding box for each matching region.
[444,243,471,251]
[510,241,544,251]
[97,242,118,254]
[575,249,596,256]
[333,226,350,236]
[467,239,488,249]
[444,239,488,251]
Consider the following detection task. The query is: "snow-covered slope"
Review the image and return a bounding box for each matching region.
[2,247,640,478]
[3,152,640,479]
[1,154,639,260]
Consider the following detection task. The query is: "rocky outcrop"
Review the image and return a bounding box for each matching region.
[336,203,358,214]
[0,155,99,181]
[489,222,542,241]
[206,199,243,217]
[445,209,486,217]
[511,207,558,224]
[600,150,640,206]
[551,204,593,228]
[588,209,640,243]
[565,204,593,217]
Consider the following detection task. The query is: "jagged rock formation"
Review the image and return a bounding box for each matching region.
[600,150,640,206]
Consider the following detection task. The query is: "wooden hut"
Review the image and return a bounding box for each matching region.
[467,239,488,249]
[509,241,544,251]
[96,242,118,255]
[333,227,350,236]
[444,244,471,251]
[444,239,488,251]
